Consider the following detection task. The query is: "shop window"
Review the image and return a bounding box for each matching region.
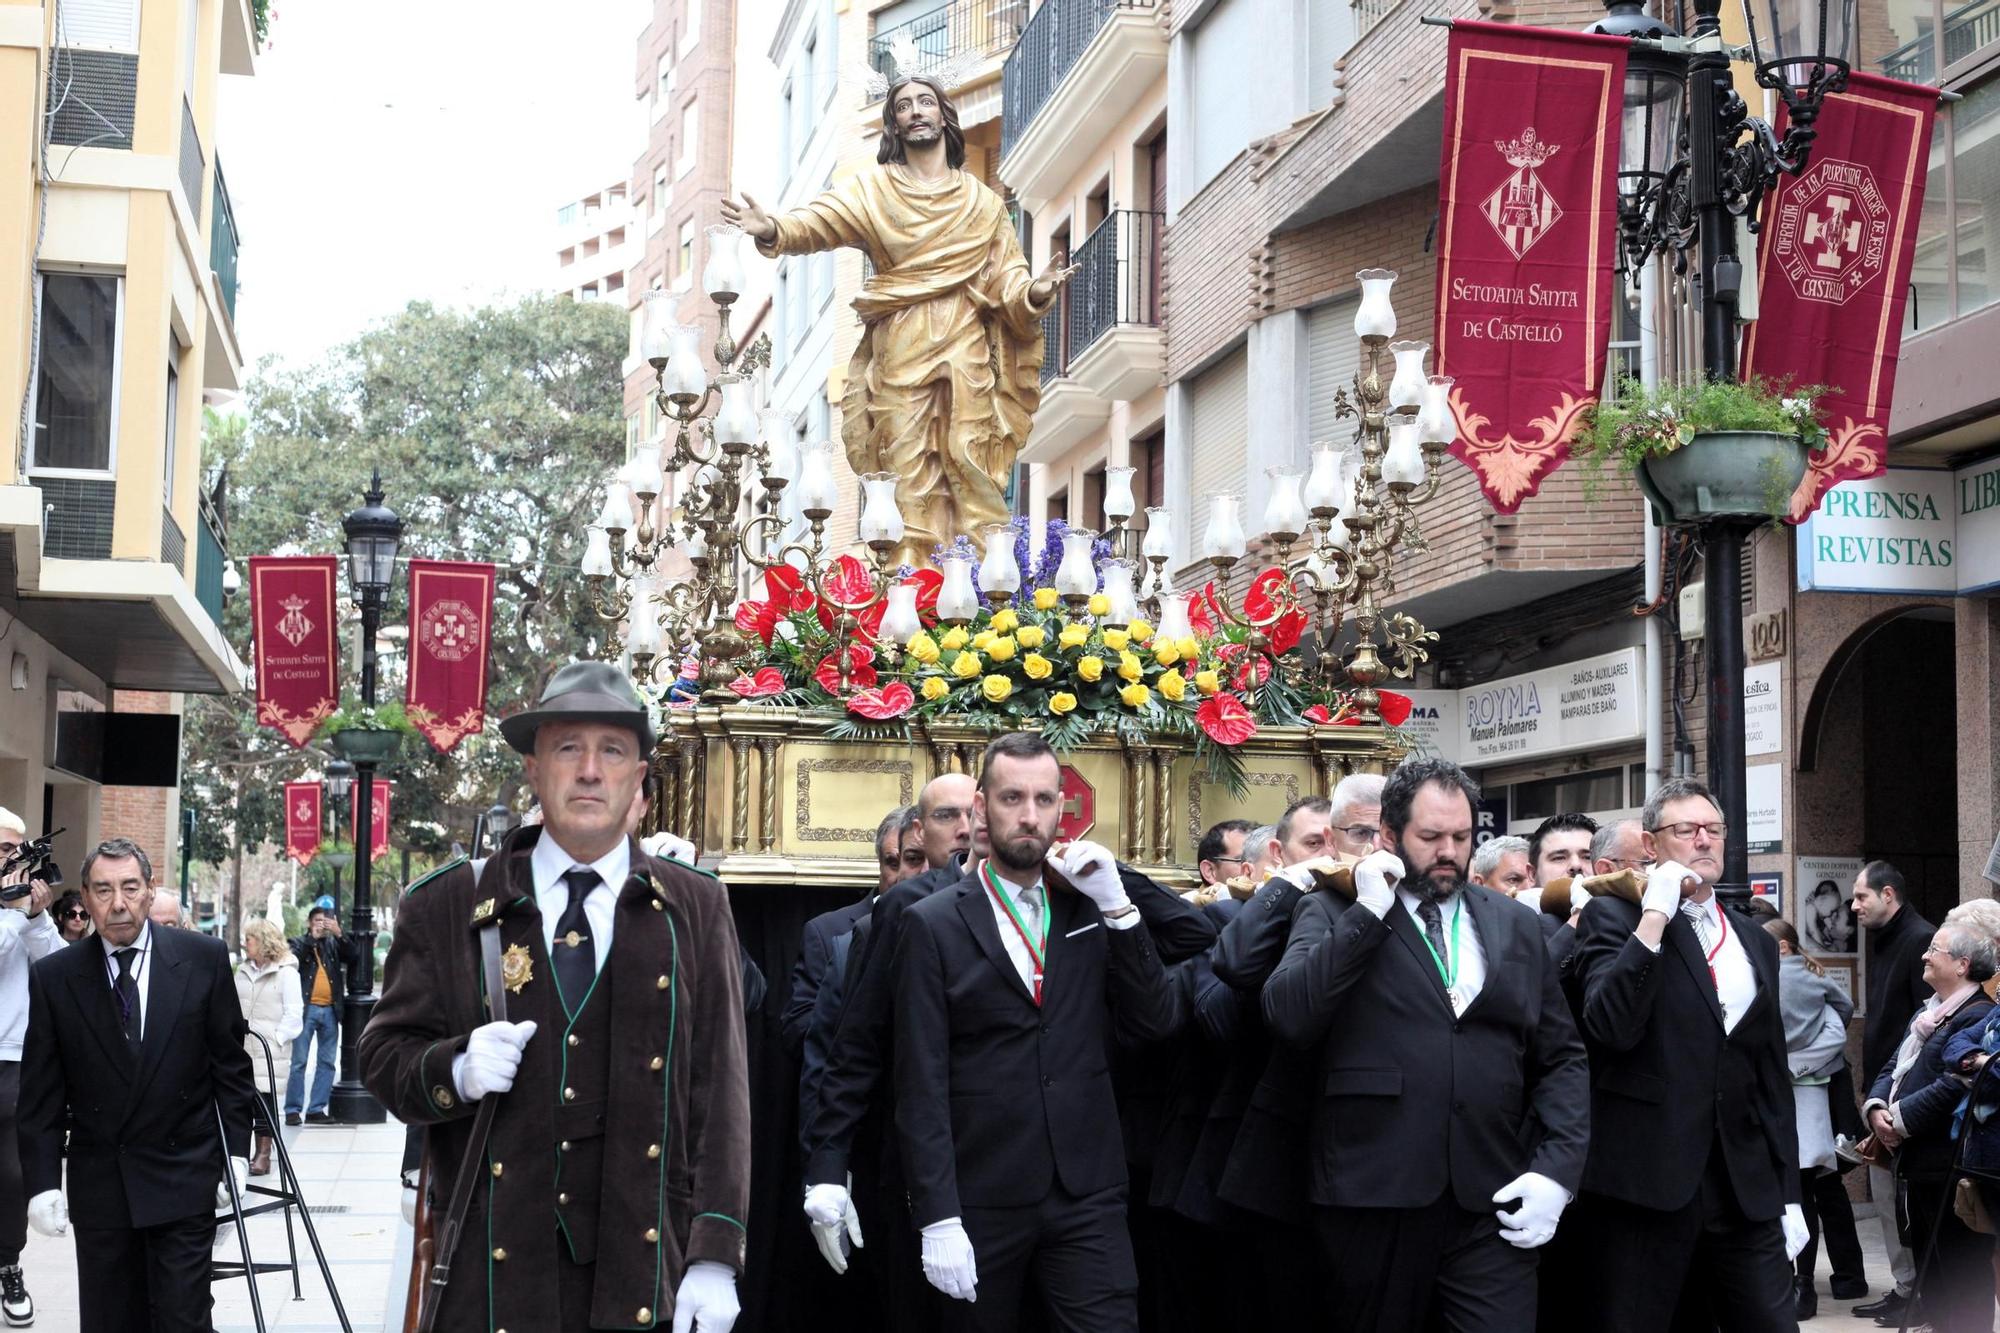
[1509,767,1629,823]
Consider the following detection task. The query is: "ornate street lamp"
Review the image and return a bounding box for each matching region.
[327,472,403,1124]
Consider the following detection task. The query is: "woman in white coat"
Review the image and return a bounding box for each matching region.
[236,917,303,1176]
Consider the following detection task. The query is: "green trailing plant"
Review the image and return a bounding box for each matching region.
[1572,375,1831,474]
[319,699,422,740]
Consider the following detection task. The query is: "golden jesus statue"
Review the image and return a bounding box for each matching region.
[723,74,1074,567]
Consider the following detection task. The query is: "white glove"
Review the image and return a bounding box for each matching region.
[26,1190,65,1237]
[645,831,698,864]
[1642,860,1697,917]
[400,1184,419,1227]
[215,1155,250,1209]
[1352,850,1405,919]
[1056,840,1129,915]
[1568,885,1593,918]
[671,1259,740,1333]
[1492,1171,1570,1249]
[451,1019,539,1102]
[920,1217,978,1302]
[803,1180,864,1275]
[1781,1203,1809,1262]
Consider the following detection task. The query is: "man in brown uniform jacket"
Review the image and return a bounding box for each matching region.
[361,661,749,1332]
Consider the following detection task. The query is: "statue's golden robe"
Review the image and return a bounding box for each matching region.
[758,164,1051,565]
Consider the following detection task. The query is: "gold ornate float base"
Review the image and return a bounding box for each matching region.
[651,707,1405,890]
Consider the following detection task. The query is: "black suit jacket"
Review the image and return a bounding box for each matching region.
[1863,907,1935,1087]
[1264,885,1589,1211]
[799,920,861,1155]
[21,927,256,1229]
[1868,994,1995,1181]
[782,896,873,1058]
[1572,894,1800,1217]
[289,929,359,1008]
[893,874,1184,1225]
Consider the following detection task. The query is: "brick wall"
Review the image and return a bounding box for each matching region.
[100,689,179,880]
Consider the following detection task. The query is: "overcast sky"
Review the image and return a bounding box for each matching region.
[218,0,653,373]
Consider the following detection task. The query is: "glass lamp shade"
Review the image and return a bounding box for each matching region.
[936,553,980,622]
[1102,466,1138,523]
[1100,560,1141,626]
[1202,496,1248,560]
[628,442,666,500]
[1141,507,1174,559]
[1304,444,1346,515]
[1755,0,1853,92]
[759,411,797,485]
[1155,589,1195,644]
[880,583,923,644]
[1264,466,1308,537]
[1321,510,1351,552]
[1382,418,1427,487]
[1053,529,1099,597]
[684,524,709,560]
[342,474,404,594]
[978,523,1022,595]
[1622,62,1684,182]
[1387,341,1430,411]
[324,758,356,801]
[796,443,840,515]
[715,381,758,447]
[596,481,636,533]
[1419,376,1457,446]
[581,525,616,577]
[662,324,708,400]
[1354,269,1398,339]
[703,224,747,300]
[623,579,663,655]
[642,290,676,366]
[858,472,905,546]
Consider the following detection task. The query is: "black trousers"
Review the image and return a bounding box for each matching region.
[0,1061,23,1266]
[1906,1175,1996,1333]
[75,1212,218,1332]
[851,1147,944,1333]
[1314,1194,1537,1333]
[1573,1144,1794,1333]
[952,1181,1138,1333]
[1796,1166,1865,1290]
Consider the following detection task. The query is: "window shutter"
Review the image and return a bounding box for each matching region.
[60,0,140,51]
[1186,347,1249,562]
[1306,296,1362,449]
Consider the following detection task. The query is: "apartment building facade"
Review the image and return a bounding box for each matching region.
[0,0,253,876]
[553,179,639,306]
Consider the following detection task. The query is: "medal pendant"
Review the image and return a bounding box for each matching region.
[501,943,534,994]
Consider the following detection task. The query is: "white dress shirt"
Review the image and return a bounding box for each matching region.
[101,922,155,1038]
[1680,892,1758,1034]
[983,871,1048,995]
[1396,887,1488,1009]
[530,834,630,978]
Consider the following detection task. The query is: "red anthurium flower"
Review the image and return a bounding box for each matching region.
[726,667,786,699]
[1196,693,1257,746]
[1265,607,1309,656]
[1242,568,1289,621]
[734,599,779,646]
[761,563,815,613]
[846,681,915,720]
[1303,703,1333,725]
[817,555,884,636]
[1187,583,1219,638]
[813,644,878,695]
[1217,641,1272,691]
[1377,690,1413,727]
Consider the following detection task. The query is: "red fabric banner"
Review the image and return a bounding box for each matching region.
[250,556,340,747]
[1434,22,1627,512]
[351,780,392,861]
[405,560,496,753]
[1740,71,1937,522]
[284,781,322,867]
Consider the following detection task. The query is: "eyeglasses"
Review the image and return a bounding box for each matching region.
[1607,857,1656,870]
[1339,825,1379,843]
[925,806,968,824]
[1924,943,1961,959]
[1650,822,1727,841]
[59,910,87,921]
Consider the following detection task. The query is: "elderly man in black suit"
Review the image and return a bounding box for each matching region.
[1569,776,1808,1333]
[1263,757,1590,1332]
[20,837,256,1332]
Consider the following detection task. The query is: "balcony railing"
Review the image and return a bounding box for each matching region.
[1353,0,1396,42]
[870,0,1029,97]
[194,490,228,628]
[1002,0,1155,156]
[1880,0,2000,82]
[178,98,205,221]
[1041,306,1063,385]
[1066,209,1161,363]
[210,162,241,326]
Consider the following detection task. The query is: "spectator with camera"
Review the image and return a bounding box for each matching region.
[0,809,61,1326]
[286,902,357,1125]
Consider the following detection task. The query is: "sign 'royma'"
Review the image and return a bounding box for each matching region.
[1457,648,1644,765]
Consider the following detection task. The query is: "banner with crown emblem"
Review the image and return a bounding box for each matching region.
[405,560,496,753]
[1434,22,1626,513]
[249,556,340,747]
[284,781,323,867]
[351,779,393,861]
[1740,71,1937,523]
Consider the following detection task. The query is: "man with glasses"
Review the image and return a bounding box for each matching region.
[0,810,60,1327]
[1191,820,1255,901]
[1568,778,1806,1331]
[1329,774,1385,859]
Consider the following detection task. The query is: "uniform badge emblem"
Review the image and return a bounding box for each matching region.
[502,943,534,993]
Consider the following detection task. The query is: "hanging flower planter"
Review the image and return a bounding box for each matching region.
[1634,429,1811,525]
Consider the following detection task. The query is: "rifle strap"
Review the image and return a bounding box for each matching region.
[417,865,509,1333]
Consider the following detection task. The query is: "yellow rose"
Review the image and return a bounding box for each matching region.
[1152,641,1181,668]
[1088,593,1111,617]
[989,608,1019,634]
[939,627,969,652]
[1049,691,1078,715]
[1118,651,1144,682]
[1119,683,1152,709]
[1128,619,1155,643]
[987,635,1017,662]
[972,630,997,652]
[1016,625,1046,649]
[906,632,940,664]
[1058,623,1090,650]
[1101,628,1130,653]
[982,674,1013,703]
[921,675,951,702]
[1158,670,1187,702]
[1177,636,1200,659]
[1022,652,1053,681]
[1076,655,1104,682]
[1194,669,1221,696]
[952,651,983,679]
[1033,587,1060,611]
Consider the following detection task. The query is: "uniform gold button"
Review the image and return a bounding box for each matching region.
[432,1086,456,1109]
[563,1087,576,1102]
[561,1140,571,1152]
[567,1034,580,1047]
[490,1162,503,1178]
[650,1056,664,1071]
[645,1227,659,1243]
[637,1309,652,1325]
[652,899,664,911]
[492,1247,507,1261]
[558,1192,570,1205]
[647,1144,661,1159]
[656,974,669,990]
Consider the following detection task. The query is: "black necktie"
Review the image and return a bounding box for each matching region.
[113,947,141,1055]
[1417,899,1450,980]
[554,868,599,1011]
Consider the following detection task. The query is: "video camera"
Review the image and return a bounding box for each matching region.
[0,828,64,900]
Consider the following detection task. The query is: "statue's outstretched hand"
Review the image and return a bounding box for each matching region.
[721,193,778,244]
[1029,258,1079,307]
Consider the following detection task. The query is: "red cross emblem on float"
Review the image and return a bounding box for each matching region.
[1772,156,1890,307]
[1057,764,1095,842]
